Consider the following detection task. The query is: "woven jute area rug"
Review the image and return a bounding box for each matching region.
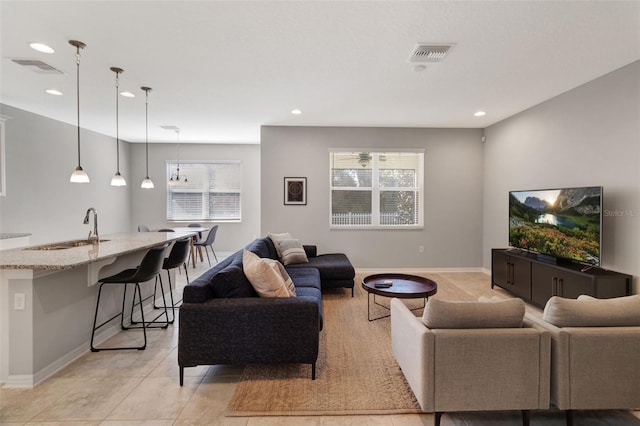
[226,272,472,417]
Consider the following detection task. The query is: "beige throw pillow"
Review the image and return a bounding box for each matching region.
[543,295,640,327]
[268,232,292,259]
[422,297,525,329]
[242,249,291,298]
[278,239,309,265]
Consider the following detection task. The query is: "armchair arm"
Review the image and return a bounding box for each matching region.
[526,314,640,410]
[390,298,435,411]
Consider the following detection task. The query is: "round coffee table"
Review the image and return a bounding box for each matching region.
[362,273,438,321]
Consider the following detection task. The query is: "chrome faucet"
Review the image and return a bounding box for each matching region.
[83,207,99,243]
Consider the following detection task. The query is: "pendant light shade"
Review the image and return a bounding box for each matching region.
[140,86,154,189]
[110,67,126,186]
[69,40,90,183]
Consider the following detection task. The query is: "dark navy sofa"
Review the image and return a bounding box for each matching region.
[177,236,354,384]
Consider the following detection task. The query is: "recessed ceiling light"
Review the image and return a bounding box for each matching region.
[291,109,302,115]
[412,64,426,72]
[45,89,63,96]
[30,43,55,54]
[474,111,486,117]
[120,91,135,98]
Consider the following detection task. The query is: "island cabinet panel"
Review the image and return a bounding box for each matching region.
[491,249,632,308]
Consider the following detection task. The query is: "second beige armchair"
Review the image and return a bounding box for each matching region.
[391,297,550,426]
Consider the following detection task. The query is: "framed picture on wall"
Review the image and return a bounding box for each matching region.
[284,177,307,205]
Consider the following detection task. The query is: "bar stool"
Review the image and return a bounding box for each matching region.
[152,237,190,323]
[90,244,168,352]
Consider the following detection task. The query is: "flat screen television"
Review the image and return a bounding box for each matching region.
[508,186,602,266]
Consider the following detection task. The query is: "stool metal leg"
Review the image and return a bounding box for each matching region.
[91,282,147,351]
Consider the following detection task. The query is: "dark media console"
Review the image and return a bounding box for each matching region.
[491,248,632,307]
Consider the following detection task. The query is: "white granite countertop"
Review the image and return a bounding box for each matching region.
[0,231,195,270]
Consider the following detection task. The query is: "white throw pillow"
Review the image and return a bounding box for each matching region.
[242,249,291,298]
[268,232,292,259]
[278,239,309,265]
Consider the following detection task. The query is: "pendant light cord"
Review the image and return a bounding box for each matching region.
[145,90,149,176]
[115,71,120,173]
[75,47,81,168]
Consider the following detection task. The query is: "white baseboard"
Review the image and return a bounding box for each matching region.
[3,297,167,388]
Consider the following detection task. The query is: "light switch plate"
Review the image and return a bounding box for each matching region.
[14,293,25,310]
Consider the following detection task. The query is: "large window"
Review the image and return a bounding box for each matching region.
[330,150,424,229]
[166,161,241,222]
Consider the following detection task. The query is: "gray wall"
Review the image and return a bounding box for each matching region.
[0,105,261,252]
[483,60,640,292]
[129,142,261,252]
[261,126,485,269]
[0,105,131,244]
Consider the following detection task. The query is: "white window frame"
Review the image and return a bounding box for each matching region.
[329,149,424,230]
[166,160,241,222]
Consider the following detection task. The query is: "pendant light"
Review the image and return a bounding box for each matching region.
[140,86,154,189]
[168,129,188,184]
[69,40,90,183]
[110,67,126,186]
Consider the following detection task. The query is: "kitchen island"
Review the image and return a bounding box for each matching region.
[0,231,194,388]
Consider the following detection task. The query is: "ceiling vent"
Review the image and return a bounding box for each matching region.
[408,44,453,63]
[11,58,63,74]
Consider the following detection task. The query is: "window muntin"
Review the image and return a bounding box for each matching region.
[330,151,424,228]
[166,161,241,221]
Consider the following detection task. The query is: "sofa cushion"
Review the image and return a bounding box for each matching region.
[246,237,276,260]
[208,264,258,298]
[242,249,292,298]
[287,267,321,290]
[279,239,309,265]
[422,297,525,329]
[543,295,640,327]
[268,232,292,259]
[286,253,355,282]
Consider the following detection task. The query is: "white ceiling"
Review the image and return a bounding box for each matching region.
[1,1,639,144]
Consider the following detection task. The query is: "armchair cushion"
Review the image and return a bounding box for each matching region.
[421,297,525,329]
[543,295,640,327]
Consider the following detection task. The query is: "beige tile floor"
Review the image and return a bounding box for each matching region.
[1,257,639,426]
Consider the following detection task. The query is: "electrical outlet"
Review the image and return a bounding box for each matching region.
[419,245,424,253]
[14,293,26,310]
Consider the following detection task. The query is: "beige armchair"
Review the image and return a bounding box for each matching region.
[527,295,640,426]
[391,297,550,426]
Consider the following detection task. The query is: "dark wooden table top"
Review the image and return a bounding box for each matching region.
[362,273,437,299]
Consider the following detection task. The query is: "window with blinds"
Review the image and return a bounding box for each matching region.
[166,161,241,221]
[330,151,424,229]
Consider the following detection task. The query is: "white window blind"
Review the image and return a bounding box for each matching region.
[166,161,241,221]
[330,151,424,229]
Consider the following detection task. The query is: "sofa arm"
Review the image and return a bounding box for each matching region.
[179,296,320,367]
[303,245,317,258]
[182,278,215,303]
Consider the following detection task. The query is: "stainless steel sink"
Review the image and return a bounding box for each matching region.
[25,239,110,250]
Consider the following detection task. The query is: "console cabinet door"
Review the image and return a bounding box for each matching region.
[532,263,594,306]
[492,251,509,288]
[509,256,532,300]
[492,251,531,299]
